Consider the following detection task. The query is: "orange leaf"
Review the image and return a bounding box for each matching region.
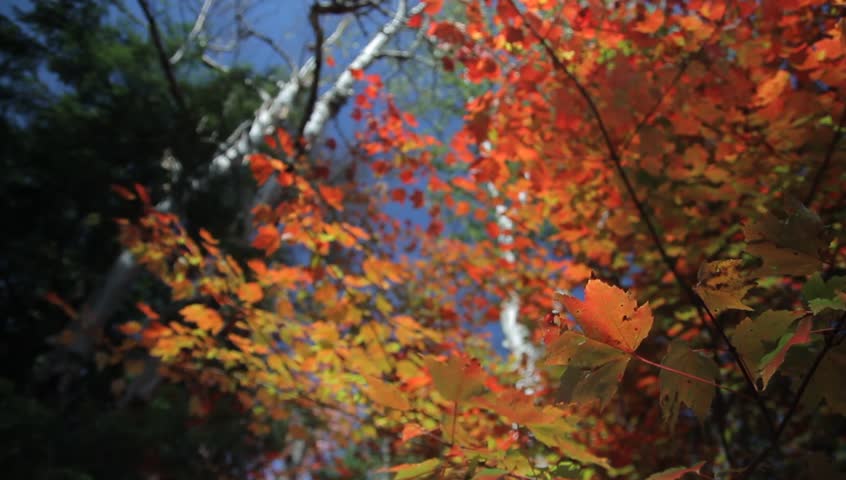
[44,292,77,319]
[318,185,345,211]
[755,70,791,106]
[400,423,427,443]
[180,304,224,334]
[136,302,160,320]
[634,9,665,34]
[110,184,136,200]
[253,225,281,255]
[238,282,264,304]
[423,0,442,15]
[559,279,653,353]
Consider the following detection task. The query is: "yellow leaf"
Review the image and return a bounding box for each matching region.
[363,376,411,411]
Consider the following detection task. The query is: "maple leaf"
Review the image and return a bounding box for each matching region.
[659,340,718,427]
[180,304,224,334]
[424,355,486,403]
[528,419,610,469]
[634,8,665,34]
[757,316,813,390]
[645,461,706,480]
[743,200,828,277]
[558,279,653,352]
[802,273,846,314]
[546,331,630,409]
[733,310,801,382]
[790,344,846,416]
[755,70,791,106]
[237,282,263,304]
[362,375,411,411]
[694,259,754,314]
[388,458,441,480]
[252,225,281,255]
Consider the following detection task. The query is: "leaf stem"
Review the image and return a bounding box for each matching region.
[632,353,751,400]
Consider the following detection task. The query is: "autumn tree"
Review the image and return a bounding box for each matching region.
[35,0,846,479]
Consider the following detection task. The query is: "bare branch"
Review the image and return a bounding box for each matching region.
[169,0,215,64]
[138,0,190,116]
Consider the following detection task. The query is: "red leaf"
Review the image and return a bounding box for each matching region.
[407,12,423,29]
[391,188,407,203]
[134,183,151,206]
[423,0,443,15]
[411,190,425,208]
[136,301,160,320]
[349,68,364,80]
[253,225,281,255]
[110,184,135,200]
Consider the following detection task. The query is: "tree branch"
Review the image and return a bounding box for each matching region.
[740,311,846,479]
[137,0,189,117]
[513,0,778,436]
[804,102,846,207]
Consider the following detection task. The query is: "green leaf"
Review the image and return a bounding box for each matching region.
[659,340,718,427]
[694,259,754,314]
[802,273,846,314]
[733,310,801,378]
[548,332,630,409]
[393,458,442,480]
[743,200,827,277]
[645,461,706,480]
[789,344,846,415]
[757,317,813,390]
[529,420,610,469]
[472,468,510,480]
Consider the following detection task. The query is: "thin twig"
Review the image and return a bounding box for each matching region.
[740,311,846,479]
[805,103,846,206]
[137,0,190,117]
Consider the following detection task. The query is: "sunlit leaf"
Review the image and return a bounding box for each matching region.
[694,259,754,314]
[559,279,653,352]
[645,461,706,480]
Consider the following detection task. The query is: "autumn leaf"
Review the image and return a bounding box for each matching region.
[659,340,718,427]
[645,461,706,480]
[758,316,813,391]
[802,273,846,314]
[252,225,281,255]
[634,8,665,34]
[694,259,754,314]
[400,423,427,443]
[546,331,631,409]
[789,344,846,416]
[755,70,790,106]
[529,420,610,468]
[389,458,441,480]
[237,282,263,304]
[559,279,653,352]
[180,304,224,334]
[363,376,411,411]
[743,200,827,277]
[733,310,801,381]
[424,355,486,403]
